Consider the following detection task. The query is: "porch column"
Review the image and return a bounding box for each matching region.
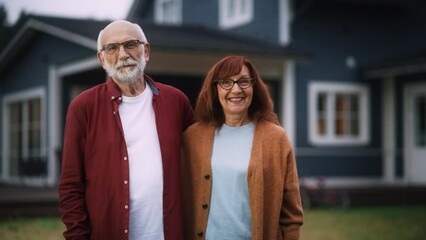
[281,61,296,147]
[48,65,60,186]
[382,75,396,182]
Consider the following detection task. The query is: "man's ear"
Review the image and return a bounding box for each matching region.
[97,52,106,69]
[144,43,150,62]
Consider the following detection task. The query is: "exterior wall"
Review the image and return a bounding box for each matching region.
[183,0,218,27]
[2,34,94,93]
[291,2,426,178]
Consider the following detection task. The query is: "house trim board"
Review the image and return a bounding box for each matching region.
[282,61,296,147]
[278,0,292,45]
[382,75,396,183]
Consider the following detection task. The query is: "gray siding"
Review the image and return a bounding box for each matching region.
[2,34,94,93]
[184,0,218,27]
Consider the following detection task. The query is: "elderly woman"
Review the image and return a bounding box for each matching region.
[181,55,303,240]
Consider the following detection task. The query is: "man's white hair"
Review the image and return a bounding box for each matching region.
[97,21,148,52]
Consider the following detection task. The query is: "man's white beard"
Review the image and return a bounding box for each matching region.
[106,55,147,84]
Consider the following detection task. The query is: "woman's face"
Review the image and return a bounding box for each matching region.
[217,65,253,121]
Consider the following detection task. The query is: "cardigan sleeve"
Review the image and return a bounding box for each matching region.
[279,140,304,240]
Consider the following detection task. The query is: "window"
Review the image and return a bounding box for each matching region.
[154,0,182,25]
[219,0,253,29]
[2,88,46,177]
[308,82,369,145]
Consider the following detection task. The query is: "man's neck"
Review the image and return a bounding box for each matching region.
[114,77,146,97]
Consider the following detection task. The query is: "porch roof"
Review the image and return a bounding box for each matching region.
[362,51,426,78]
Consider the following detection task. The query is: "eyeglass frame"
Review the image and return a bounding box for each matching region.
[100,39,145,55]
[214,78,254,90]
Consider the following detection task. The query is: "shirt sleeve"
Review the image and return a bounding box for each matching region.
[58,101,90,240]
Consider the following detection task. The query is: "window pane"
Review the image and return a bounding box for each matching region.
[28,98,42,159]
[9,102,23,176]
[335,94,345,135]
[335,94,360,136]
[317,93,327,135]
[350,94,360,135]
[350,94,359,111]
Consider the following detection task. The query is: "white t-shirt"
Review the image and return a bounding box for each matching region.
[119,86,164,240]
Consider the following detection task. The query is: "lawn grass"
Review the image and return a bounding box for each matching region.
[0,217,65,240]
[0,205,425,240]
[301,205,426,240]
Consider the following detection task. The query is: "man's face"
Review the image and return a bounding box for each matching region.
[98,22,150,84]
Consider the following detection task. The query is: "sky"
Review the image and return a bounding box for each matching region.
[0,0,134,25]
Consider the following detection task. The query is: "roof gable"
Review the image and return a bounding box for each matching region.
[0,15,108,73]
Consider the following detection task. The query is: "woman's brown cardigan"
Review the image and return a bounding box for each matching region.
[181,121,303,240]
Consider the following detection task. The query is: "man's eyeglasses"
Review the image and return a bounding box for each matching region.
[215,78,254,90]
[100,40,144,55]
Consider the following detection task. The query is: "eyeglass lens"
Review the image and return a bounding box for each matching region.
[103,40,142,55]
[219,78,253,89]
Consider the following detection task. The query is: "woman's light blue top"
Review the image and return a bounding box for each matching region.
[205,123,255,240]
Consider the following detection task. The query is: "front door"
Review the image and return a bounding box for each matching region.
[404,83,426,184]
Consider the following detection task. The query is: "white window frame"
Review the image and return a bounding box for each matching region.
[219,0,254,29]
[2,87,46,184]
[154,0,182,25]
[308,82,370,146]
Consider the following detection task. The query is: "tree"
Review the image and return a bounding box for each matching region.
[0,5,12,49]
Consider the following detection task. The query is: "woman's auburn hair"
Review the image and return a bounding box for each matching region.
[194,55,279,126]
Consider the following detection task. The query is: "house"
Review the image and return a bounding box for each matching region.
[0,12,306,188]
[1,0,426,191]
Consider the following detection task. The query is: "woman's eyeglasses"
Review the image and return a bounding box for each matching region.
[100,40,144,55]
[215,78,254,90]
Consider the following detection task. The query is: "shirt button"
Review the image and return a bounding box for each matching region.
[204,174,210,180]
[124,157,127,160]
[124,229,128,234]
[111,96,115,100]
[118,97,122,100]
[197,231,204,237]
[124,205,129,209]
[202,204,208,209]
[113,111,116,115]
[124,180,128,184]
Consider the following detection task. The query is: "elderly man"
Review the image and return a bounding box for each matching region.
[58,20,194,240]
